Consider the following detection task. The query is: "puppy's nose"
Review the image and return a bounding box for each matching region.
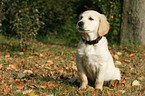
[78,21,84,27]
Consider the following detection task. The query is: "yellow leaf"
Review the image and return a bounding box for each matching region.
[5,54,10,58]
[115,61,122,65]
[23,70,33,74]
[47,60,53,64]
[117,52,122,56]
[28,90,38,96]
[114,54,119,60]
[23,90,33,95]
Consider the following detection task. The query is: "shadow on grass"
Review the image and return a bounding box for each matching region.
[0,43,22,52]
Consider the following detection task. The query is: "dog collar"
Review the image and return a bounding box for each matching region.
[81,36,102,45]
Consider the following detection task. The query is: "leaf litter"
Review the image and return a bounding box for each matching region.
[0,42,145,95]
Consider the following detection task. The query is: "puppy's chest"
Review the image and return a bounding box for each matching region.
[78,45,98,58]
[78,45,100,65]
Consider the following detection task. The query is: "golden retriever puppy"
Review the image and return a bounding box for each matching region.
[76,10,121,90]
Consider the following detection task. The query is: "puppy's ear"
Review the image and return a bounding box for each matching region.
[98,15,110,36]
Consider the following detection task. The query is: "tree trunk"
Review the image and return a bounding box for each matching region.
[121,0,145,46]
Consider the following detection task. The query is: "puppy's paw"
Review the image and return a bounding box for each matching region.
[95,85,103,91]
[79,85,87,89]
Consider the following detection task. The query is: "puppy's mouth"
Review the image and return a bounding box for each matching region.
[78,27,89,33]
[78,27,85,31]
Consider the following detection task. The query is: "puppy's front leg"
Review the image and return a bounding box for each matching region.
[95,65,105,90]
[76,57,88,89]
[79,71,88,89]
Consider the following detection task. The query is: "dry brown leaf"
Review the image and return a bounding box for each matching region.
[137,76,144,81]
[110,80,120,88]
[120,78,127,87]
[124,59,131,63]
[40,84,47,89]
[28,56,34,59]
[115,90,126,94]
[16,85,24,89]
[3,87,11,95]
[106,90,111,96]
[77,90,86,95]
[46,95,54,96]
[0,64,2,69]
[140,86,145,92]
[19,52,24,55]
[86,86,95,91]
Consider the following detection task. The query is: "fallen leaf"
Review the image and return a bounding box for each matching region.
[120,78,127,87]
[132,80,141,86]
[19,52,24,55]
[46,60,53,64]
[29,56,34,59]
[0,64,2,69]
[114,54,119,60]
[77,90,86,95]
[115,61,122,65]
[16,85,24,89]
[124,59,131,63]
[46,94,54,96]
[137,76,144,81]
[39,53,43,57]
[17,73,26,79]
[40,84,47,89]
[106,90,111,96]
[23,89,33,94]
[86,86,95,91]
[28,90,38,96]
[23,70,33,74]
[140,86,145,92]
[71,64,77,71]
[117,52,122,56]
[3,87,11,95]
[5,54,10,58]
[129,54,134,57]
[110,80,120,88]
[115,90,126,94]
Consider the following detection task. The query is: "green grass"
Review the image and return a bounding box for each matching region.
[0,35,145,96]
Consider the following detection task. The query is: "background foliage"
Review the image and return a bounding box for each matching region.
[0,0,122,48]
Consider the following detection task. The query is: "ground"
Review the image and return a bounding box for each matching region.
[0,36,145,96]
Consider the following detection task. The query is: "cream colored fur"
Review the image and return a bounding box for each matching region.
[76,10,121,90]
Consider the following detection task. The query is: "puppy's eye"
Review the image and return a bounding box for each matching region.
[80,16,83,19]
[89,17,94,20]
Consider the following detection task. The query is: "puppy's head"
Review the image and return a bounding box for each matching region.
[77,10,110,36]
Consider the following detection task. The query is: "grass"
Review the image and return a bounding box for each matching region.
[0,34,145,96]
